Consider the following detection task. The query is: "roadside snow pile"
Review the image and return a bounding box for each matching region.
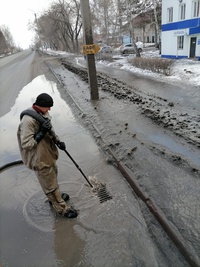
[170,59,200,87]
[99,50,200,87]
[43,48,72,57]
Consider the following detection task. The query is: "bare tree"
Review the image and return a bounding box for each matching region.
[35,0,82,52]
[152,0,161,53]
[28,0,161,53]
[0,26,15,53]
[0,29,7,53]
[90,0,123,45]
[126,0,143,57]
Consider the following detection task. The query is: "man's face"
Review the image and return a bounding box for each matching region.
[39,107,51,113]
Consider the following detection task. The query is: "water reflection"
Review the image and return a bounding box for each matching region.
[149,133,200,167]
[0,75,69,164]
[0,75,96,165]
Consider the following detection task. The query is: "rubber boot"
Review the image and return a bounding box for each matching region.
[61,193,70,202]
[64,207,78,218]
[48,192,70,206]
[47,190,67,214]
[48,189,78,218]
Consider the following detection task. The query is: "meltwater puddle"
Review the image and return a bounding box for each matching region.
[1,75,183,267]
[0,75,77,165]
[0,75,104,226]
[23,181,86,232]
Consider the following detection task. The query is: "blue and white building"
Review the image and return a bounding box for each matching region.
[161,0,200,60]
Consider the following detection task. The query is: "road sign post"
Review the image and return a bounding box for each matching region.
[80,0,99,100]
[82,44,100,55]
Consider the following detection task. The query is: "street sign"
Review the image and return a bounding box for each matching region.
[82,44,100,54]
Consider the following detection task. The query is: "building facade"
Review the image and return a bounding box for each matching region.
[162,0,200,60]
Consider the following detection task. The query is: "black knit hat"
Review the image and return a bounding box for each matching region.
[34,93,54,107]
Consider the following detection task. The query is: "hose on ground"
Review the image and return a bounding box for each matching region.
[0,160,23,172]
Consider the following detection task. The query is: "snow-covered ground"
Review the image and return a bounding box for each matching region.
[99,50,200,87]
[44,48,200,87]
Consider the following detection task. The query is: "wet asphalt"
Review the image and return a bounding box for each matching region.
[0,51,199,267]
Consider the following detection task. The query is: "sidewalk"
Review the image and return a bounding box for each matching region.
[47,57,200,267]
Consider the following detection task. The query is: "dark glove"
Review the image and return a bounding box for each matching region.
[57,141,66,150]
[34,131,45,143]
[41,119,52,134]
[34,119,52,143]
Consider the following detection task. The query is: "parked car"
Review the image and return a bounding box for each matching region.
[120,42,143,55]
[100,46,113,53]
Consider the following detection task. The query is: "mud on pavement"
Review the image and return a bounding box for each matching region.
[44,55,200,266]
[62,60,200,148]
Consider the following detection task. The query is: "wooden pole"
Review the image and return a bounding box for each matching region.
[80,0,99,100]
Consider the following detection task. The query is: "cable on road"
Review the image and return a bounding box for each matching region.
[0,160,23,172]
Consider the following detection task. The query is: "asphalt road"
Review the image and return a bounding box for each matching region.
[0,50,51,116]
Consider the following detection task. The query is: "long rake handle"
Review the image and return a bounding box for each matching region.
[64,149,93,188]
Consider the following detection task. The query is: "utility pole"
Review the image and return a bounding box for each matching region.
[28,9,43,51]
[80,0,99,100]
[126,0,141,57]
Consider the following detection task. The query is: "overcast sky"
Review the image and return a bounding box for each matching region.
[0,0,54,49]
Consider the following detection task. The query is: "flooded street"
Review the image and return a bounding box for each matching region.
[0,75,175,267]
[0,51,200,266]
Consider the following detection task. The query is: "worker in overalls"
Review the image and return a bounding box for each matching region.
[17,93,78,218]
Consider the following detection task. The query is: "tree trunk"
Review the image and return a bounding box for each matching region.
[103,0,108,43]
[153,0,160,46]
[117,0,123,44]
[126,0,140,57]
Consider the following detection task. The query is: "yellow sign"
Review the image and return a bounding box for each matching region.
[82,44,100,55]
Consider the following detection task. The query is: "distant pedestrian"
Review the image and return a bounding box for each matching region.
[17,93,78,218]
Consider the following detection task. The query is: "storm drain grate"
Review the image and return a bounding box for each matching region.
[97,184,112,203]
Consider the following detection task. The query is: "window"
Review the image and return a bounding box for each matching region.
[167,7,173,22]
[180,4,186,20]
[177,36,184,49]
[192,0,200,17]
